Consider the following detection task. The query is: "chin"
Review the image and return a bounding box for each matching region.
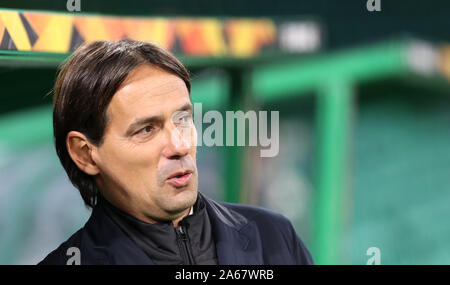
[164,186,198,211]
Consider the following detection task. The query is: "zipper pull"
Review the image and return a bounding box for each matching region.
[177,226,188,241]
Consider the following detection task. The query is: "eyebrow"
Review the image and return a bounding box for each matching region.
[124,102,193,136]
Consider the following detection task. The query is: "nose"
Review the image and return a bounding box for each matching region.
[162,122,191,159]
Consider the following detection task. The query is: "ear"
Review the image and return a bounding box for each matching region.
[66,131,100,176]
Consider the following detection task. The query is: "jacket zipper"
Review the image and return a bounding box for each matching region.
[176,225,195,265]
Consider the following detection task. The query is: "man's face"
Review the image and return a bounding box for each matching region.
[92,64,198,223]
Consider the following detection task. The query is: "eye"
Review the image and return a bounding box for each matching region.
[136,125,154,135]
[177,113,192,125]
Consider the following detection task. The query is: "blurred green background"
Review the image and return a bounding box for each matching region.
[1,0,450,265]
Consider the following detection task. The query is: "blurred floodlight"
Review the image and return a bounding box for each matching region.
[406,40,439,76]
[279,21,321,53]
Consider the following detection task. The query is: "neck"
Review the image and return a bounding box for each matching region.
[172,207,192,227]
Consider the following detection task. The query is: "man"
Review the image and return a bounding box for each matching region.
[39,39,313,265]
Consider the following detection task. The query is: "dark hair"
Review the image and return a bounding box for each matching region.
[53,39,191,208]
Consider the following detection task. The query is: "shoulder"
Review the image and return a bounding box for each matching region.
[205,196,299,241]
[224,201,288,222]
[38,228,84,265]
[206,198,314,264]
[215,199,294,230]
[38,203,110,265]
[215,201,304,248]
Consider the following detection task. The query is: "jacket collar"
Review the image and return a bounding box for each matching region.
[202,196,264,265]
[83,199,154,265]
[83,193,263,265]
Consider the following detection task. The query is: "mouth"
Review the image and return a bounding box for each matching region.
[166,170,193,188]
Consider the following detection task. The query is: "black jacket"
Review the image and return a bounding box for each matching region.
[38,194,313,265]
